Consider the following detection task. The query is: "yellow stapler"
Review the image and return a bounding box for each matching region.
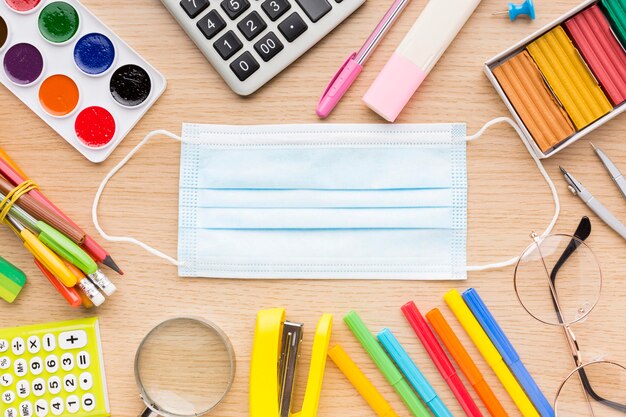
[250,308,332,417]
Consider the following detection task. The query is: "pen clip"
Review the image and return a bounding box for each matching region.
[319,52,357,104]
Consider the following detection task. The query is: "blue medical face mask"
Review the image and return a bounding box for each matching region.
[92,119,559,280]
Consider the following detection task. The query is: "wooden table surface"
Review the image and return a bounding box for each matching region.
[1,0,626,415]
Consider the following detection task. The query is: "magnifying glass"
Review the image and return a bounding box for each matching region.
[134,317,236,417]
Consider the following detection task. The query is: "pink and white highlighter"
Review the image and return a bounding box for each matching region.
[363,0,482,122]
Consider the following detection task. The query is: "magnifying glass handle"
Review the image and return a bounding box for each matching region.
[139,407,159,417]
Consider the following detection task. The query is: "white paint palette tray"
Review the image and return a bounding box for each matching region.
[0,0,166,163]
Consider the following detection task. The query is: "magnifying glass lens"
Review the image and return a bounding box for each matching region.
[135,318,235,417]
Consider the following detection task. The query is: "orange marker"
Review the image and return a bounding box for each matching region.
[426,308,509,417]
[34,259,82,308]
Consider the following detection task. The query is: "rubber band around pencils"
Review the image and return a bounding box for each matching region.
[0,180,38,223]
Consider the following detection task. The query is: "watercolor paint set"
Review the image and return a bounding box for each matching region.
[0,0,166,163]
[485,0,626,159]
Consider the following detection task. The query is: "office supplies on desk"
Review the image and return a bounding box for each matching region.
[160,0,364,96]
[462,288,553,417]
[363,0,481,122]
[0,0,166,162]
[493,0,535,20]
[512,231,626,416]
[0,317,110,417]
[444,289,540,417]
[377,328,452,417]
[401,302,483,417]
[343,311,429,417]
[0,255,25,303]
[0,152,121,274]
[135,317,235,417]
[560,166,626,241]
[328,345,400,417]
[592,143,626,199]
[426,308,508,417]
[34,259,84,308]
[316,0,410,118]
[250,308,330,417]
[485,0,626,158]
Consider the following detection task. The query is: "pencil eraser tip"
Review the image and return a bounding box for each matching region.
[363,53,427,122]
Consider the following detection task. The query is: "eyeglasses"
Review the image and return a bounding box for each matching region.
[513,217,626,416]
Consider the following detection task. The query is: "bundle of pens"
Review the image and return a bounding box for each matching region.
[0,148,121,308]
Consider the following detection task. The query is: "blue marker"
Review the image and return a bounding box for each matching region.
[462,288,554,417]
[377,328,453,417]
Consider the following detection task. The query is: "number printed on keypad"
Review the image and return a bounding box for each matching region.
[261,0,290,21]
[220,0,250,19]
[254,32,283,61]
[197,10,226,39]
[230,51,260,80]
[214,30,243,60]
[237,11,267,41]
[0,318,108,417]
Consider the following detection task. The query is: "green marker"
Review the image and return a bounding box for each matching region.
[344,311,430,417]
[0,256,26,303]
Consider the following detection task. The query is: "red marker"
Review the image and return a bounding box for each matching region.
[401,301,483,417]
[34,259,82,308]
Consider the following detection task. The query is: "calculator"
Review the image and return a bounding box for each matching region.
[161,0,365,95]
[0,318,109,417]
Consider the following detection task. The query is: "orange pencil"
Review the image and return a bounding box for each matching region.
[427,308,509,417]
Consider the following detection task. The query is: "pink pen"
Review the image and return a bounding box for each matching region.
[316,0,411,118]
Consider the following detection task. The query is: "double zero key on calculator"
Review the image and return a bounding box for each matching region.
[179,0,347,81]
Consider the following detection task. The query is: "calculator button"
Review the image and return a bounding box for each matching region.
[49,398,63,416]
[18,400,32,417]
[27,336,40,354]
[79,372,93,391]
[58,331,87,350]
[44,355,58,373]
[0,340,8,353]
[278,13,307,42]
[295,0,330,22]
[60,353,73,372]
[197,10,226,39]
[5,408,17,417]
[11,338,24,356]
[63,375,77,393]
[76,351,89,370]
[31,379,45,397]
[0,356,10,370]
[29,358,43,376]
[237,11,267,41]
[213,31,243,60]
[261,0,290,21]
[16,380,29,398]
[220,0,249,20]
[42,335,55,352]
[230,52,260,81]
[254,32,284,61]
[65,396,79,414]
[47,377,61,395]
[3,390,15,404]
[81,394,95,412]
[1,374,13,387]
[34,400,48,417]
[14,359,26,377]
[180,0,210,18]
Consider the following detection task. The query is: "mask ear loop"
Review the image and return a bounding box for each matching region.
[92,130,182,266]
[465,117,560,271]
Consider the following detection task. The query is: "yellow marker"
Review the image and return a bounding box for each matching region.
[444,289,540,417]
[0,147,27,178]
[328,345,399,417]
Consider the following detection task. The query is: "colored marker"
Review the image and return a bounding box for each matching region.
[401,302,483,417]
[426,308,509,417]
[377,328,453,417]
[462,288,553,417]
[444,289,540,417]
[328,345,400,417]
[0,256,25,303]
[344,311,430,417]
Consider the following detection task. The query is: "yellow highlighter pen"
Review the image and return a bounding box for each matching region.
[444,289,540,417]
[328,345,400,417]
[5,215,77,288]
